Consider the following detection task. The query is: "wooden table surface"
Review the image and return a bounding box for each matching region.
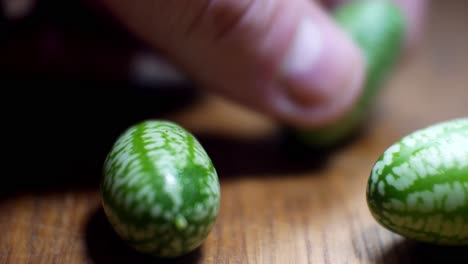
[1,1,467,263]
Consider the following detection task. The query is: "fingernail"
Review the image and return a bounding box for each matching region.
[280,16,364,106]
[281,18,323,80]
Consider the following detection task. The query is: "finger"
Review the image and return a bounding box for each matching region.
[100,0,365,128]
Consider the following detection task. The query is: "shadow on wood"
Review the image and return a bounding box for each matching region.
[85,207,203,264]
[377,239,468,263]
[193,132,339,179]
[191,116,369,179]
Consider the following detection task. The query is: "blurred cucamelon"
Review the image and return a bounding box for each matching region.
[101,120,220,257]
[294,0,406,146]
[367,118,468,245]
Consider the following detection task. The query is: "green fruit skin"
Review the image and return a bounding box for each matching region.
[367,118,468,245]
[101,120,220,257]
[297,0,406,146]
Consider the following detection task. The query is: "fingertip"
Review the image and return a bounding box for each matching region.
[273,48,365,128]
[273,1,366,128]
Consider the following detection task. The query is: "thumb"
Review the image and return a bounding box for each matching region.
[100,0,365,128]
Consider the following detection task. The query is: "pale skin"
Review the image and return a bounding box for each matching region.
[3,0,426,128]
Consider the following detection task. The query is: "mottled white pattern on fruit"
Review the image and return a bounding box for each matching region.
[435,182,465,212]
[378,181,386,195]
[135,184,155,204]
[379,177,468,214]
[162,171,182,211]
[381,212,417,230]
[102,120,220,257]
[105,121,219,218]
[370,118,468,196]
[110,152,138,194]
[193,146,211,169]
[370,144,400,193]
[379,133,468,196]
[402,137,416,147]
[368,118,468,245]
[388,163,417,190]
[406,190,434,212]
[192,203,209,221]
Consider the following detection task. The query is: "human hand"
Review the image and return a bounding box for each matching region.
[97,0,425,128]
[2,0,426,127]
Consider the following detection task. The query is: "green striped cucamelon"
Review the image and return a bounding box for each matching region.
[294,0,406,147]
[101,120,220,257]
[367,118,468,245]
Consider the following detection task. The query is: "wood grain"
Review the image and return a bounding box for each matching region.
[1,1,468,263]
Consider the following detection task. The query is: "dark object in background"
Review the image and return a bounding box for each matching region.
[1,0,198,192]
[0,0,186,83]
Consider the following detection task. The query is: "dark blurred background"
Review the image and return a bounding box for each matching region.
[1,0,201,190]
